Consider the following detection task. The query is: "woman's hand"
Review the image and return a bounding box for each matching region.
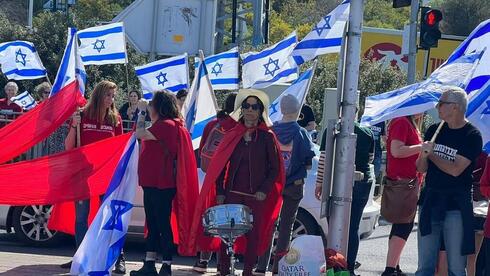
[71,111,81,127]
[137,100,148,112]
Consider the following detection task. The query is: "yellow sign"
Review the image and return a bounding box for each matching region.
[361,27,465,76]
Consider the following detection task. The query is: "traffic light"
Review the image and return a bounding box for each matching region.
[419,7,443,49]
[393,0,411,8]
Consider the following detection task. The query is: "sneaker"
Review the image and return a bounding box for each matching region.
[395,265,407,276]
[355,261,361,269]
[192,260,208,273]
[130,260,158,276]
[113,253,127,274]
[159,263,172,276]
[380,267,397,276]
[60,261,72,269]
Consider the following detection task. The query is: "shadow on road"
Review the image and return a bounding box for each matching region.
[0,264,69,276]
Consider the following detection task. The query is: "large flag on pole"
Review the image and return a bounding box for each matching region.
[78,22,128,66]
[241,32,298,89]
[466,82,490,152]
[0,41,47,80]
[135,53,189,99]
[291,0,350,66]
[269,65,316,123]
[195,47,239,90]
[70,135,138,275]
[183,51,218,149]
[361,50,484,126]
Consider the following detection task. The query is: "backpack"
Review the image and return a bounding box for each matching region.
[200,122,226,172]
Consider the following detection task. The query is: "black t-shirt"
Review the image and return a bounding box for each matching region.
[297,105,315,128]
[424,122,482,209]
[370,121,385,156]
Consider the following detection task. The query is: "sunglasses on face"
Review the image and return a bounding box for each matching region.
[42,91,50,95]
[241,102,260,111]
[436,100,457,108]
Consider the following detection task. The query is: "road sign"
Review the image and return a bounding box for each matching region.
[113,0,217,57]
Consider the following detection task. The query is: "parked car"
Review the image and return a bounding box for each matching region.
[0,147,380,247]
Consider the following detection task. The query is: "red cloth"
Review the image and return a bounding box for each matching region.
[0,98,22,128]
[79,114,123,146]
[138,119,179,189]
[188,122,285,255]
[198,116,237,152]
[386,117,421,180]
[0,81,86,164]
[480,157,490,237]
[0,133,131,205]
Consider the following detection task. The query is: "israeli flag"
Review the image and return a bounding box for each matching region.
[444,19,490,94]
[10,91,37,111]
[0,41,47,80]
[195,47,239,90]
[135,54,189,100]
[269,66,315,123]
[183,53,218,149]
[466,81,490,153]
[291,0,350,66]
[241,32,298,89]
[50,28,87,97]
[78,22,128,66]
[361,50,484,126]
[71,134,139,275]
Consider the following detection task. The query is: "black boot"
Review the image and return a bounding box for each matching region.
[130,260,158,276]
[113,253,127,274]
[159,263,172,276]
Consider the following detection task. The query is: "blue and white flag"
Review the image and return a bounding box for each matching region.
[291,0,350,66]
[241,32,298,89]
[10,91,37,111]
[361,50,484,126]
[195,47,239,90]
[71,135,139,276]
[0,41,47,80]
[78,22,127,66]
[135,53,189,100]
[444,19,490,94]
[50,28,87,97]
[466,81,490,153]
[269,66,315,123]
[183,53,218,149]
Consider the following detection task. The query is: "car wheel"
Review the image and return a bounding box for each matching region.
[12,205,63,247]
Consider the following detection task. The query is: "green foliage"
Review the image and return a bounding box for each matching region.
[364,0,410,30]
[432,0,490,36]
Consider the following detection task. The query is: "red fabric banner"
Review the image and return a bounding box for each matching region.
[0,81,86,164]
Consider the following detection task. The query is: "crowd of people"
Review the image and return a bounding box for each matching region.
[0,81,489,276]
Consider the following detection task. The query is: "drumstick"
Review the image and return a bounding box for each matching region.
[230,191,256,198]
[424,121,445,153]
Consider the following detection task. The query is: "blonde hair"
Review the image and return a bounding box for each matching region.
[84,80,119,126]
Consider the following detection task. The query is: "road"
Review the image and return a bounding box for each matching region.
[0,223,419,276]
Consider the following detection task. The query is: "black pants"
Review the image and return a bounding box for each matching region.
[143,187,176,261]
[476,237,490,276]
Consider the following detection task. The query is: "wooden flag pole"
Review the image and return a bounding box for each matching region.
[424,120,445,153]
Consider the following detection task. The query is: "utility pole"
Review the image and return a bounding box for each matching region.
[407,0,419,84]
[326,0,364,256]
[27,0,34,28]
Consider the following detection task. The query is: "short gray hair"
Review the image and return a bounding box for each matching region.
[4,81,18,92]
[441,86,467,113]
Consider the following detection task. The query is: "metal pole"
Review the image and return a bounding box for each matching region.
[27,0,34,28]
[264,0,270,44]
[232,0,238,44]
[215,0,225,52]
[252,0,264,46]
[422,48,431,79]
[407,0,419,84]
[326,0,364,256]
[149,0,159,61]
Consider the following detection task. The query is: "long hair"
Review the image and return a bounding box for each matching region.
[151,90,182,120]
[217,92,238,119]
[238,96,265,124]
[84,80,119,126]
[129,90,142,100]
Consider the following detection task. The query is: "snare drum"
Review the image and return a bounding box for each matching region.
[202,204,253,238]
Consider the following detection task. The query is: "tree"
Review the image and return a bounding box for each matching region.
[432,0,490,36]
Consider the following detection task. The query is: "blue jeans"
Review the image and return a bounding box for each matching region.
[373,153,382,179]
[347,179,373,271]
[416,210,467,276]
[75,199,90,248]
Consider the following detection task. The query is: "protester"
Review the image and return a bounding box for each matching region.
[297,104,317,141]
[34,82,52,102]
[478,156,490,276]
[131,91,198,276]
[415,86,483,276]
[370,121,386,182]
[381,113,423,276]
[60,80,125,274]
[255,95,315,275]
[0,82,22,128]
[119,90,150,131]
[176,89,188,111]
[192,92,237,274]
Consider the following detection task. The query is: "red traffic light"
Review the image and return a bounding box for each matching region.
[424,10,442,27]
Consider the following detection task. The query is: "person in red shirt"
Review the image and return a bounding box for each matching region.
[382,114,423,276]
[132,91,199,276]
[0,81,22,128]
[60,80,124,272]
[479,156,490,275]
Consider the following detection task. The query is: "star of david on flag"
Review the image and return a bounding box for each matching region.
[10,91,37,111]
[71,135,139,275]
[78,22,127,66]
[194,47,239,90]
[135,53,189,99]
[292,0,350,66]
[241,32,298,89]
[0,41,47,80]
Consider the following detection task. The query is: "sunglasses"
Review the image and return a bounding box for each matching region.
[241,102,260,111]
[42,91,50,95]
[436,100,457,108]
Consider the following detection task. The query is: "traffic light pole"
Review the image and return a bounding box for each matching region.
[407,0,419,84]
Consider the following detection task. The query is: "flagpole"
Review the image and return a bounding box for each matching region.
[122,22,131,94]
[199,50,219,110]
[45,74,53,86]
[125,63,130,93]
